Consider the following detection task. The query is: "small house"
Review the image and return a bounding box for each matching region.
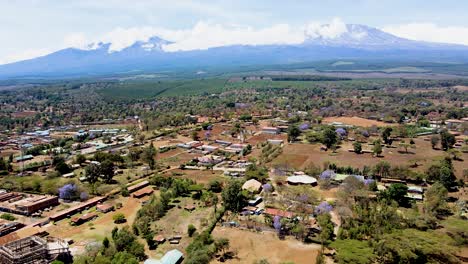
[71,213,97,225]
[127,180,150,193]
[287,175,317,186]
[96,204,114,213]
[242,179,262,193]
[267,139,284,145]
[14,155,33,163]
[143,249,184,264]
[215,140,232,146]
[62,172,75,178]
[197,155,224,166]
[261,127,279,135]
[406,193,423,201]
[407,186,424,194]
[446,119,464,130]
[184,205,196,212]
[264,208,294,219]
[248,197,263,206]
[154,235,166,244]
[133,187,154,198]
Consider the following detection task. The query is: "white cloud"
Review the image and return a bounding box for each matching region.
[162,22,305,51]
[63,32,89,49]
[0,48,52,65]
[5,18,468,65]
[61,21,307,53]
[382,23,468,45]
[304,17,347,39]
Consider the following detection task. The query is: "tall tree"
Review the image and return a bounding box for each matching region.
[424,182,448,218]
[142,142,157,170]
[440,129,455,151]
[373,140,383,157]
[381,127,393,145]
[381,183,408,206]
[317,213,334,244]
[85,163,101,185]
[222,180,246,212]
[430,135,440,149]
[287,125,301,142]
[100,160,115,183]
[321,126,338,149]
[353,142,362,154]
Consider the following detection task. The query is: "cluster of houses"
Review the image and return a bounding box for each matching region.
[177,140,250,155]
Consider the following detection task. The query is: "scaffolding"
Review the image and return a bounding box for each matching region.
[0,236,70,264]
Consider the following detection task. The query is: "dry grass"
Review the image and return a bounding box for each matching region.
[162,169,225,185]
[46,196,143,253]
[271,138,467,179]
[211,226,321,264]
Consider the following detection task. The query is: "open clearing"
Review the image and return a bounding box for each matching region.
[271,138,467,179]
[46,196,143,254]
[162,168,225,185]
[322,116,396,127]
[246,133,287,145]
[211,226,320,264]
[148,197,214,259]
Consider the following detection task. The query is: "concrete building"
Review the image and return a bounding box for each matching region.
[0,193,59,216]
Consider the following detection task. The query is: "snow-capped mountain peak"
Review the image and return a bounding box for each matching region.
[1,23,467,78]
[304,24,412,47]
[128,36,172,52]
[81,36,172,53]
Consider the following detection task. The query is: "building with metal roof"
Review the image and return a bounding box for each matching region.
[287,175,317,186]
[144,249,184,264]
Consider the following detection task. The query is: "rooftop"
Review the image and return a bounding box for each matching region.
[144,249,184,264]
[287,175,317,185]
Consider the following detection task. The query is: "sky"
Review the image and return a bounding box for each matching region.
[1,0,468,64]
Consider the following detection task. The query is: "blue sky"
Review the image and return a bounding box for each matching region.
[1,0,468,64]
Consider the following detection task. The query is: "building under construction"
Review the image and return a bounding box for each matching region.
[0,236,71,264]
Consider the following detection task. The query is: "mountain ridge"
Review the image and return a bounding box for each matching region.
[1,23,468,78]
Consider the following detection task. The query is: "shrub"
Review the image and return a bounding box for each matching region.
[0,213,16,221]
[188,224,197,237]
[121,187,130,197]
[113,213,126,224]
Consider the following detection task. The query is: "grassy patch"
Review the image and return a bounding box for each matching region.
[330,239,376,264]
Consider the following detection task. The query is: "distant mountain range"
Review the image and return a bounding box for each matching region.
[1,24,468,79]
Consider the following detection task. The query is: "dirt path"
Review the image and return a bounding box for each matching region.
[330,211,341,236]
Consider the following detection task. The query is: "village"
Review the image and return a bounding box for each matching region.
[0,108,467,263]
